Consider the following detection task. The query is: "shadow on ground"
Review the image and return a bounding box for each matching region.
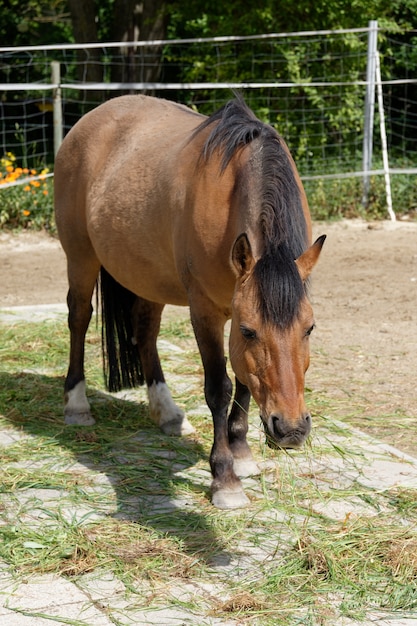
[0,370,231,566]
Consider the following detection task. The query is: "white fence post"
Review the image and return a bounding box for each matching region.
[362,20,378,208]
[375,51,396,221]
[51,61,63,158]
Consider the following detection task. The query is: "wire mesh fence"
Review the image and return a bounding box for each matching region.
[1,26,416,218]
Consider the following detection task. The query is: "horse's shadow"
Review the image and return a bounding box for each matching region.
[0,370,230,565]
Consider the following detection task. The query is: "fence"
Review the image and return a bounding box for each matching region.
[1,23,416,220]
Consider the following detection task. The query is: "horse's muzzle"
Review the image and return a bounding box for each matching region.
[262,413,312,449]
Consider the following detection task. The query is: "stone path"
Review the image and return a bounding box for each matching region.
[1,305,417,625]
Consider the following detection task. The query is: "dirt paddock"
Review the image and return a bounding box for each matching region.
[1,219,416,455]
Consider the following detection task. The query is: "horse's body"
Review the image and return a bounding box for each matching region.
[55,94,325,509]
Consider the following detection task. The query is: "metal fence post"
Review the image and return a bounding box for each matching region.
[51,61,63,158]
[362,20,378,208]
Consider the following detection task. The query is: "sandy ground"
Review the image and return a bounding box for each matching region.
[1,220,416,454]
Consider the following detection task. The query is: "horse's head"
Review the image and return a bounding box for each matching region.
[229,233,325,449]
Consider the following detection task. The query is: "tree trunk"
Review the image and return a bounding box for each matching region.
[67,0,103,84]
[111,0,169,91]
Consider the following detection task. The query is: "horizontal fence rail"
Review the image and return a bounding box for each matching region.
[1,24,416,220]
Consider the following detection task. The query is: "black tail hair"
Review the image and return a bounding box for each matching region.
[100,267,144,392]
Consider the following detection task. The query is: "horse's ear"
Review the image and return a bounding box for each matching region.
[231,233,256,277]
[295,235,326,282]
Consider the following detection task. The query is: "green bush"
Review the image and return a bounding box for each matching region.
[306,170,417,221]
[1,152,415,231]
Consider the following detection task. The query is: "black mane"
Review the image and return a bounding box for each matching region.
[193,94,308,328]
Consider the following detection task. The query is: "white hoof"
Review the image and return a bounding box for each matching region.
[233,456,261,478]
[161,416,195,436]
[64,411,95,426]
[212,487,250,510]
[64,381,94,425]
[148,381,195,436]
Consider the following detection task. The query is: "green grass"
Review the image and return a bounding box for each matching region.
[304,170,417,222]
[1,315,417,624]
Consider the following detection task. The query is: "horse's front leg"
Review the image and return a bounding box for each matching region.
[131,297,194,436]
[229,379,260,478]
[190,305,250,509]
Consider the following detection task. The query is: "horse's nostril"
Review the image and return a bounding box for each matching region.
[271,413,311,439]
[272,415,284,438]
[304,413,312,437]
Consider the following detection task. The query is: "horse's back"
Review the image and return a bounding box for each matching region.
[54,95,208,304]
[55,95,202,207]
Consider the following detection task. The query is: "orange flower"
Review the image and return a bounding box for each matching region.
[24,185,31,192]
[23,210,31,216]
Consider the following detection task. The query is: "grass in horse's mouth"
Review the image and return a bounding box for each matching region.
[0,316,416,623]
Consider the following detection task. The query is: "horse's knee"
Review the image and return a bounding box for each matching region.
[205,374,232,417]
[67,292,93,328]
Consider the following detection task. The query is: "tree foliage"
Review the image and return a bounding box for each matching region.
[0,1,416,171]
[167,0,415,37]
[0,0,72,45]
[1,0,415,48]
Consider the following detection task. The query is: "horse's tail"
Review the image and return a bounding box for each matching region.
[99,267,144,392]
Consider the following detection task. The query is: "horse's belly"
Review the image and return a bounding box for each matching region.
[123,270,189,306]
[112,264,188,306]
[91,235,188,305]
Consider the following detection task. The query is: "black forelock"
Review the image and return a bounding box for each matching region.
[253,246,306,328]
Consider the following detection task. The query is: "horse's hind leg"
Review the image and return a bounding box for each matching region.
[131,298,194,436]
[64,258,100,425]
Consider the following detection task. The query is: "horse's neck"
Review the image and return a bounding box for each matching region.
[233,155,265,260]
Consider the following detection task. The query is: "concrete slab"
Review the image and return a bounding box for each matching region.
[0,572,113,625]
[0,304,67,324]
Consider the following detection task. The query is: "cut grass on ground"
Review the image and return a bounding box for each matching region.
[0,316,416,625]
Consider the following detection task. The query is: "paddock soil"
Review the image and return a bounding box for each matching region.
[1,219,416,456]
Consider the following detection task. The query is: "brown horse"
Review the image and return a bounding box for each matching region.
[54,94,325,509]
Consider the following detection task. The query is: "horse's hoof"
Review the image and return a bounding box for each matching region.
[161,416,195,436]
[148,382,195,436]
[211,488,250,510]
[64,411,95,426]
[233,457,261,478]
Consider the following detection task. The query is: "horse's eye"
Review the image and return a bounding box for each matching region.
[240,325,257,340]
[305,324,315,337]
